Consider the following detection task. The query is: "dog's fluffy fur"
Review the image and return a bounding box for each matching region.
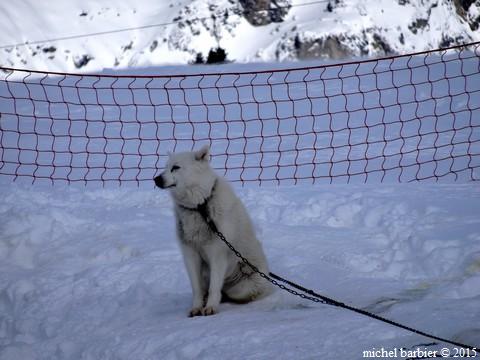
[154,145,272,316]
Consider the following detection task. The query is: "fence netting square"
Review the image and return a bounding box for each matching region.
[1,42,479,185]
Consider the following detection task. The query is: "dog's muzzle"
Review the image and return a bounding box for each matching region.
[154,175,175,189]
[154,175,165,189]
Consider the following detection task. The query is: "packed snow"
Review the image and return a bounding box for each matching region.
[0,180,479,359]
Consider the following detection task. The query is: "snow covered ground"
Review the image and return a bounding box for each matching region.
[0,180,479,359]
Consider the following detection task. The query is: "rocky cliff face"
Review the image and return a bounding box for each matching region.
[249,0,479,59]
[1,0,479,72]
[239,0,291,25]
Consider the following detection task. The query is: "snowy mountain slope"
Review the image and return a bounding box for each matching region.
[0,182,479,359]
[1,0,479,73]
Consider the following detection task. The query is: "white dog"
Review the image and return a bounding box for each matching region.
[154,145,273,316]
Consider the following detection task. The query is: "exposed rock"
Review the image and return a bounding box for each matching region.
[281,27,396,62]
[326,0,341,12]
[150,40,158,52]
[470,14,480,31]
[122,42,133,52]
[371,33,394,55]
[408,18,429,34]
[42,46,57,53]
[454,0,476,15]
[73,55,93,69]
[293,34,353,60]
[439,34,469,48]
[239,0,291,26]
[464,0,480,30]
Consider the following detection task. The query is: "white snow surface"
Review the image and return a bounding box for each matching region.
[1,181,480,359]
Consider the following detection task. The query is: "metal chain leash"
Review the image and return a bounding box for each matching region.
[196,202,478,352]
[206,215,327,304]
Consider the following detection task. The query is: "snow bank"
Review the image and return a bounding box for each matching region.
[0,182,479,359]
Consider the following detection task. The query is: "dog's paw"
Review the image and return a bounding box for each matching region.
[188,307,203,317]
[201,306,217,316]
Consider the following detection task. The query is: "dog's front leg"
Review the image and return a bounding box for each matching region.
[180,244,206,317]
[203,243,229,316]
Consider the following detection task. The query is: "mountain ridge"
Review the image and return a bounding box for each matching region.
[1,0,479,73]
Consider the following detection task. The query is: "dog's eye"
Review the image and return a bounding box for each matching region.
[171,165,180,172]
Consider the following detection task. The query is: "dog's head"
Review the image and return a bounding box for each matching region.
[154,145,216,201]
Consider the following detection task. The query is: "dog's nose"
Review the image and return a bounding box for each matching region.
[154,175,165,188]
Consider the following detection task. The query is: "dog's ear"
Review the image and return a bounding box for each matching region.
[194,145,210,162]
